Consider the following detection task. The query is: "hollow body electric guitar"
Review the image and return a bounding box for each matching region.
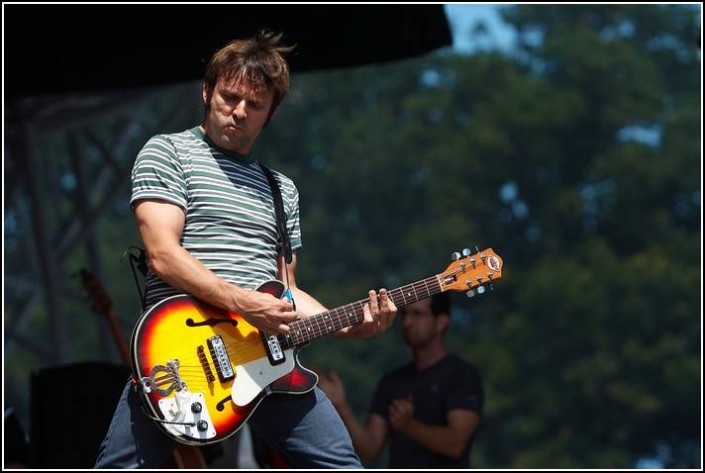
[131,247,504,446]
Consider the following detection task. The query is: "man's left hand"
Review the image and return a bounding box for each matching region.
[340,288,397,339]
[389,396,414,432]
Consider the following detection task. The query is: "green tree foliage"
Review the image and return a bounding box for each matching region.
[4,4,699,469]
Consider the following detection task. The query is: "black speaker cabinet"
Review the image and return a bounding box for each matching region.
[29,361,131,468]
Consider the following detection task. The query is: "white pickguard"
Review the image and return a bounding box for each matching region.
[230,348,296,406]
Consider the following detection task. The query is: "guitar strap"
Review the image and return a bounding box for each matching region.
[260,163,297,309]
[259,163,293,265]
[121,246,148,311]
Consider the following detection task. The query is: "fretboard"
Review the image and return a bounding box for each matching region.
[279,274,443,349]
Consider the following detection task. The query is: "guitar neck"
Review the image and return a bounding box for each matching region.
[280,275,442,348]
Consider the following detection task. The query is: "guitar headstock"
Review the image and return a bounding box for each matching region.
[80,268,113,316]
[437,247,503,297]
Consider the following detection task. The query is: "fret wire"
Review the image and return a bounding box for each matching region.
[407,283,417,304]
[331,307,341,332]
[410,281,421,300]
[316,312,325,337]
[420,279,430,298]
[297,321,305,343]
[425,277,437,296]
[410,282,419,302]
[300,318,309,342]
[309,313,317,338]
[424,279,433,298]
[335,305,344,331]
[313,315,321,340]
[398,287,408,306]
[332,307,341,332]
[390,289,402,308]
[325,309,333,334]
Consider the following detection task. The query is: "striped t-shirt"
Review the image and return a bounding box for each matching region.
[130,126,302,308]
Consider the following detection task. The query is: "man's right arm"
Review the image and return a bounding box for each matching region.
[134,199,298,334]
[318,369,388,463]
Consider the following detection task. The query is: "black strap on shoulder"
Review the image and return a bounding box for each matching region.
[260,163,293,264]
[121,246,148,310]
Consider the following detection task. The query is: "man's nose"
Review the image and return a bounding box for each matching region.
[233,100,247,119]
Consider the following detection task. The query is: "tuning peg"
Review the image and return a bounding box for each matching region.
[462,248,472,257]
[477,286,486,295]
[451,252,462,261]
[466,289,476,298]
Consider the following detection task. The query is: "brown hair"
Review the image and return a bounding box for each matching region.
[203,30,295,125]
[399,292,451,319]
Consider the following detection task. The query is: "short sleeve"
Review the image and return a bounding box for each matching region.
[130,135,188,211]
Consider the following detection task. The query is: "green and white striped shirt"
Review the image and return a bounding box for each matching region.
[131,126,302,308]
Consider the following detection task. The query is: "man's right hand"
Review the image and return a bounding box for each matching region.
[236,289,298,334]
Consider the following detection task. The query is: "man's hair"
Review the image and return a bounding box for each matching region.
[399,292,451,318]
[203,30,295,125]
[429,291,451,318]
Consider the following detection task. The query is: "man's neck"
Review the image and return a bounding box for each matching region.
[196,124,253,161]
[413,343,448,371]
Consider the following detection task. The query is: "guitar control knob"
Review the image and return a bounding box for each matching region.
[197,420,209,432]
[191,402,202,414]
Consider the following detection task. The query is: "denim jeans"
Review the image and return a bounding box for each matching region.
[95,381,361,469]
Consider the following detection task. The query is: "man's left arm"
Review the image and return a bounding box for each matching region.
[389,399,481,459]
[277,253,396,337]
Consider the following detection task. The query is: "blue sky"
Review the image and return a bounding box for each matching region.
[444,3,517,53]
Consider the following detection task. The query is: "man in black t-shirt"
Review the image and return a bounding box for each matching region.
[319,292,484,468]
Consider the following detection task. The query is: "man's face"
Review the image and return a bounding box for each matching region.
[400,299,441,349]
[202,76,275,154]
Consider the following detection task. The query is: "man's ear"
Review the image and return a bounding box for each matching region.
[264,106,279,128]
[202,84,208,107]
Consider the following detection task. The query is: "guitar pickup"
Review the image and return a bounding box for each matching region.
[261,332,286,365]
[207,335,234,382]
